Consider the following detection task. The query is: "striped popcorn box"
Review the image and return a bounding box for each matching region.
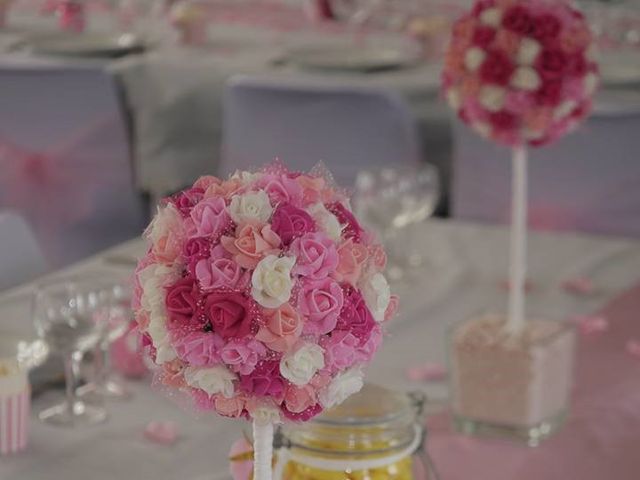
[0,360,29,455]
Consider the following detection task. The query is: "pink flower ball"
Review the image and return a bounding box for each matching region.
[442,0,599,147]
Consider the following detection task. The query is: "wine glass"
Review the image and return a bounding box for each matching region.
[354,163,440,280]
[33,278,114,426]
[78,280,133,400]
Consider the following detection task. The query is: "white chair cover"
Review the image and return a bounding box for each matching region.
[452,99,640,238]
[0,64,147,267]
[221,75,422,187]
[0,210,47,291]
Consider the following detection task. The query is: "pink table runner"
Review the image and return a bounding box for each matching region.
[427,283,640,479]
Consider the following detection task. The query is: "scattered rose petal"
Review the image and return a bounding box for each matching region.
[406,363,447,382]
[626,339,640,358]
[144,421,179,445]
[570,315,609,336]
[229,437,254,480]
[562,277,595,296]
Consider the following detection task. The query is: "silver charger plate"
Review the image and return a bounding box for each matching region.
[26,32,149,58]
[283,43,421,72]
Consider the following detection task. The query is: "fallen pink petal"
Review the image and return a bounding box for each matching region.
[406,363,447,382]
[570,315,609,336]
[144,421,179,446]
[562,277,595,296]
[625,340,640,358]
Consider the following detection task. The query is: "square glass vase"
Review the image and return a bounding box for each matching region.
[448,314,576,446]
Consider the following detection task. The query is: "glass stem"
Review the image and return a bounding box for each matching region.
[94,340,109,387]
[63,351,83,416]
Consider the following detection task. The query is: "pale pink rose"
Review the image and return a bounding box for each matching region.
[220,339,267,375]
[220,224,281,269]
[284,384,317,414]
[357,324,383,363]
[334,239,369,285]
[290,232,339,280]
[190,197,231,237]
[195,256,249,291]
[295,175,333,206]
[214,394,246,418]
[384,295,400,321]
[193,175,221,191]
[255,303,303,352]
[257,174,304,206]
[172,331,224,366]
[159,360,188,388]
[321,331,359,373]
[368,244,387,272]
[204,178,244,200]
[298,278,344,335]
[153,231,182,264]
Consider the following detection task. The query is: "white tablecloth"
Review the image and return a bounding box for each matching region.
[2,219,640,479]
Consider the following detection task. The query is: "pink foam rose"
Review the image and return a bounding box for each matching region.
[204,291,252,339]
[299,278,345,335]
[321,330,359,372]
[257,174,304,206]
[334,238,368,285]
[172,331,223,366]
[153,228,183,265]
[368,244,387,272]
[357,323,382,363]
[239,360,285,401]
[183,237,211,264]
[282,402,323,422]
[190,197,231,237]
[192,389,216,411]
[284,384,318,414]
[328,202,364,241]
[296,175,331,206]
[271,203,316,245]
[220,338,267,375]
[165,277,203,328]
[195,256,249,292]
[384,295,400,321]
[290,232,339,280]
[193,175,221,191]
[336,289,376,341]
[220,224,281,269]
[255,303,303,352]
[214,393,246,418]
[159,359,188,389]
[204,177,244,200]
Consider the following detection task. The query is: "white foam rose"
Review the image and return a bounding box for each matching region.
[280,343,325,386]
[510,67,541,91]
[251,255,295,308]
[308,202,342,241]
[517,38,541,66]
[183,365,236,398]
[472,121,492,139]
[145,203,182,246]
[139,263,179,364]
[479,86,506,112]
[319,367,364,409]
[229,190,273,225]
[446,87,462,110]
[584,73,599,96]
[554,100,578,120]
[361,272,391,322]
[480,7,502,27]
[464,47,485,72]
[230,170,262,185]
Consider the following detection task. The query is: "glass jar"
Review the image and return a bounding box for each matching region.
[448,314,576,446]
[274,384,436,480]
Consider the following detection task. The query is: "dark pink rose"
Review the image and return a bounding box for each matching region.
[502,5,534,35]
[204,291,252,339]
[171,187,204,217]
[299,278,345,335]
[165,277,203,327]
[271,203,316,245]
[536,79,563,106]
[531,14,561,43]
[172,331,224,366]
[357,323,383,363]
[472,26,496,48]
[537,49,568,79]
[489,111,518,131]
[239,360,285,401]
[479,50,515,86]
[328,202,363,241]
[566,53,587,76]
[336,289,376,340]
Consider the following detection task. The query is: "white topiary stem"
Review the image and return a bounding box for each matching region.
[253,420,273,480]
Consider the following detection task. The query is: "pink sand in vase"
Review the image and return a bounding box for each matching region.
[449,314,576,444]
